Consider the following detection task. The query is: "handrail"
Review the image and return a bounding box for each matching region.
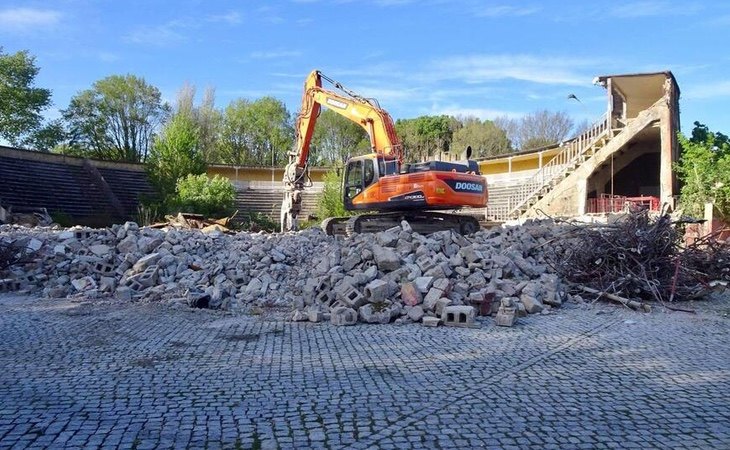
[506,112,610,216]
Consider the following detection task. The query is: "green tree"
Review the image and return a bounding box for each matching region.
[451,116,512,158]
[220,96,293,166]
[62,74,169,162]
[176,83,222,163]
[395,115,453,162]
[0,48,62,150]
[676,122,730,219]
[310,109,369,165]
[146,112,207,201]
[172,173,235,217]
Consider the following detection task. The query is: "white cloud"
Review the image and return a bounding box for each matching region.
[430,105,523,120]
[124,20,189,46]
[475,5,541,18]
[207,11,242,24]
[0,7,61,32]
[684,80,730,99]
[249,50,303,59]
[609,1,702,18]
[426,54,595,86]
[97,52,119,63]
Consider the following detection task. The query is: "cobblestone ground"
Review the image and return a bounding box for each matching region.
[1,294,729,449]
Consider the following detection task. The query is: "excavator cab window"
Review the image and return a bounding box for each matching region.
[344,160,363,199]
[377,157,399,176]
[363,159,375,187]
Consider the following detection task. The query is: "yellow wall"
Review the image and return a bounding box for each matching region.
[478,148,561,176]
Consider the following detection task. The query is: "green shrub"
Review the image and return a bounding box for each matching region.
[172,174,235,217]
[316,168,352,219]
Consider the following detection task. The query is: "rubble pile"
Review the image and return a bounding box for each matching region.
[0,222,333,311]
[291,220,567,326]
[4,211,723,327]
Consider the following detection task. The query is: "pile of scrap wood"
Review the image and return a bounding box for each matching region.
[0,202,54,227]
[149,211,237,233]
[543,211,729,309]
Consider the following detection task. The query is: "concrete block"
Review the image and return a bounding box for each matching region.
[432,278,451,294]
[338,284,366,308]
[441,305,476,328]
[520,294,544,314]
[94,261,115,275]
[407,305,425,322]
[0,279,21,292]
[415,254,436,273]
[495,307,517,327]
[331,307,358,326]
[372,245,400,272]
[423,288,443,311]
[422,316,441,327]
[434,298,452,317]
[413,276,434,293]
[364,279,390,303]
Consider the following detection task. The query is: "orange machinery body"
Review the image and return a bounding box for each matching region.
[342,154,488,212]
[353,171,488,211]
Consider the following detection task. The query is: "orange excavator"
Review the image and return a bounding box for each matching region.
[281,70,488,236]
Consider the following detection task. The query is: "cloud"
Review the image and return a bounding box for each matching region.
[124,20,189,46]
[426,54,596,86]
[684,80,730,99]
[207,11,242,24]
[430,105,523,120]
[609,1,702,18]
[0,7,61,32]
[249,50,303,59]
[97,52,120,63]
[474,5,541,18]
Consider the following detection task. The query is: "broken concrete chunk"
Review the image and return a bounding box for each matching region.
[372,245,400,272]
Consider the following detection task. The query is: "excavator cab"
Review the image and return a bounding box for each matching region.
[343,156,376,204]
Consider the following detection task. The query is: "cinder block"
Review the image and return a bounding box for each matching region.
[331,307,358,326]
[494,308,516,327]
[422,316,440,327]
[0,279,21,292]
[337,284,366,308]
[94,262,115,275]
[364,279,389,303]
[415,254,436,273]
[441,305,476,328]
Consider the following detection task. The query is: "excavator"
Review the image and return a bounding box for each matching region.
[280,70,488,236]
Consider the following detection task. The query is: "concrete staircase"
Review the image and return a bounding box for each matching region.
[504,113,611,219]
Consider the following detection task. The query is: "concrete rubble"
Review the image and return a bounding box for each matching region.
[0,218,578,327]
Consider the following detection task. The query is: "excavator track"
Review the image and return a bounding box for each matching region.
[322,212,480,237]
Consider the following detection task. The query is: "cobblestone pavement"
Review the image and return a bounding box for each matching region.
[1,294,729,449]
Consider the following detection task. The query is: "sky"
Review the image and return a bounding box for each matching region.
[1,0,729,135]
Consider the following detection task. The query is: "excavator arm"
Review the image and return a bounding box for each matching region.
[281,70,402,231]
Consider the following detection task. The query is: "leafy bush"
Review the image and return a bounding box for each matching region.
[316,168,352,219]
[172,174,235,218]
[676,122,730,220]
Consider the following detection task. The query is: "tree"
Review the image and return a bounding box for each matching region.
[498,110,574,150]
[62,74,169,162]
[310,109,369,166]
[676,122,730,219]
[219,96,293,166]
[316,167,352,219]
[176,83,222,163]
[0,48,62,150]
[396,115,453,162]
[451,116,512,158]
[146,112,207,201]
